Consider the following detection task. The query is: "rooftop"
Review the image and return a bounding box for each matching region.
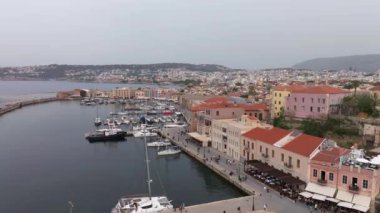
[282,134,325,157]
[243,127,292,145]
[292,85,350,94]
[311,147,350,163]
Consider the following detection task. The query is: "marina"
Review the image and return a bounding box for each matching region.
[0,100,244,213]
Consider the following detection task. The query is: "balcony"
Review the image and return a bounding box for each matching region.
[261,153,269,158]
[349,185,360,193]
[284,162,293,168]
[317,179,327,185]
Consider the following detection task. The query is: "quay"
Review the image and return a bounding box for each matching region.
[0,97,60,116]
[159,127,311,213]
[161,196,274,213]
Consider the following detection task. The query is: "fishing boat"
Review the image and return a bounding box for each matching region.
[157,146,181,156]
[111,127,173,213]
[133,129,157,137]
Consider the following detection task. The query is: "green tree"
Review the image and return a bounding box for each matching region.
[273,109,290,129]
[299,119,325,137]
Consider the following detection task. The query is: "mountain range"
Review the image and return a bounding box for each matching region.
[293,54,380,73]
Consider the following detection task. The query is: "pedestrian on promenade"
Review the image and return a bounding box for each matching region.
[237,206,241,213]
[263,204,267,211]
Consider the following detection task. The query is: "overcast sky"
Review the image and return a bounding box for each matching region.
[0,0,379,69]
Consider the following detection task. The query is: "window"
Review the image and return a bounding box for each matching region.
[288,156,292,165]
[294,97,297,102]
[318,98,320,103]
[294,105,297,111]
[279,101,281,105]
[272,150,275,158]
[274,101,277,104]
[342,175,348,184]
[363,180,368,189]
[322,99,325,104]
[243,140,245,146]
[216,111,219,116]
[311,98,314,103]
[313,169,317,177]
[281,153,284,161]
[297,159,300,168]
[302,97,305,103]
[232,112,235,115]
[317,107,320,112]
[275,93,277,97]
[310,107,313,112]
[302,106,305,111]
[265,148,268,155]
[251,142,254,149]
[260,145,262,152]
[279,93,282,97]
[329,173,334,181]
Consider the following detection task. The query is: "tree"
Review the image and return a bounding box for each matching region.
[273,109,290,129]
[299,119,325,137]
[351,80,361,95]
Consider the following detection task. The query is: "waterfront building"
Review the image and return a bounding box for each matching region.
[285,85,350,120]
[111,87,135,99]
[188,103,244,147]
[241,127,327,182]
[308,148,380,212]
[211,115,272,161]
[271,84,306,118]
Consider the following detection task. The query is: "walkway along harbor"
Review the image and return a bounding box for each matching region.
[159,127,310,213]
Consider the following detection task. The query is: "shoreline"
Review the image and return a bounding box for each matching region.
[0,97,62,117]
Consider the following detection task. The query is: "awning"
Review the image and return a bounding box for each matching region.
[305,182,336,197]
[326,197,340,203]
[187,132,210,143]
[337,202,354,209]
[312,194,326,201]
[335,190,354,203]
[352,205,370,212]
[299,191,313,198]
[352,194,371,208]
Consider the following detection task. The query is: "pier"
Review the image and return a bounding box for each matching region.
[159,127,311,213]
[0,97,60,116]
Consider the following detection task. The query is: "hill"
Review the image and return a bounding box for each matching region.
[293,54,380,73]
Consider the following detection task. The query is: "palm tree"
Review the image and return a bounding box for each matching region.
[351,80,361,95]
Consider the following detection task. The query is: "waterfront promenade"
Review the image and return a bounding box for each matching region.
[160,127,312,213]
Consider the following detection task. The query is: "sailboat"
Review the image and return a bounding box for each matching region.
[95,104,102,126]
[111,109,173,213]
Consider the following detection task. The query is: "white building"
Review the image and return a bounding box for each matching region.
[211,115,272,161]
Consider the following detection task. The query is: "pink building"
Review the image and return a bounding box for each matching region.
[285,85,350,119]
[307,148,380,212]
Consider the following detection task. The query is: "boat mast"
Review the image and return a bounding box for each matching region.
[144,99,152,200]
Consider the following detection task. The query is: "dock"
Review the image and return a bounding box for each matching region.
[0,97,60,116]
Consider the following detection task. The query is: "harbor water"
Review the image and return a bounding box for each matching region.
[0,100,244,213]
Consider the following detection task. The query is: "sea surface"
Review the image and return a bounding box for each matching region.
[0,85,244,213]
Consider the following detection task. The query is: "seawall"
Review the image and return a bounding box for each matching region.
[0,97,61,116]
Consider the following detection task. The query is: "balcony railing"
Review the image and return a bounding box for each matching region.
[284,162,293,168]
[262,153,269,158]
[317,179,327,185]
[349,185,360,192]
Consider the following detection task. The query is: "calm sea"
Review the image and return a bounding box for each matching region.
[0,81,243,213]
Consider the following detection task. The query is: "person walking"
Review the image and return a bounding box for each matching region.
[263,203,267,211]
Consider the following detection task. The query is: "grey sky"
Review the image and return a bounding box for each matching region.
[0,0,379,69]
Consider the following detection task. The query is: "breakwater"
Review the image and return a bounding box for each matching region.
[0,97,60,116]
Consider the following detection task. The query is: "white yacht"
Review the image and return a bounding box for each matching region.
[133,130,158,137]
[111,126,173,213]
[147,140,171,147]
[157,146,181,156]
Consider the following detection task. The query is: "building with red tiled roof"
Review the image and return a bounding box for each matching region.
[239,103,270,121]
[203,96,230,104]
[241,127,327,182]
[271,84,307,118]
[285,85,351,120]
[282,134,325,157]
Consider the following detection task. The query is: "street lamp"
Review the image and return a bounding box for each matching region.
[251,192,255,211]
[68,201,74,213]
